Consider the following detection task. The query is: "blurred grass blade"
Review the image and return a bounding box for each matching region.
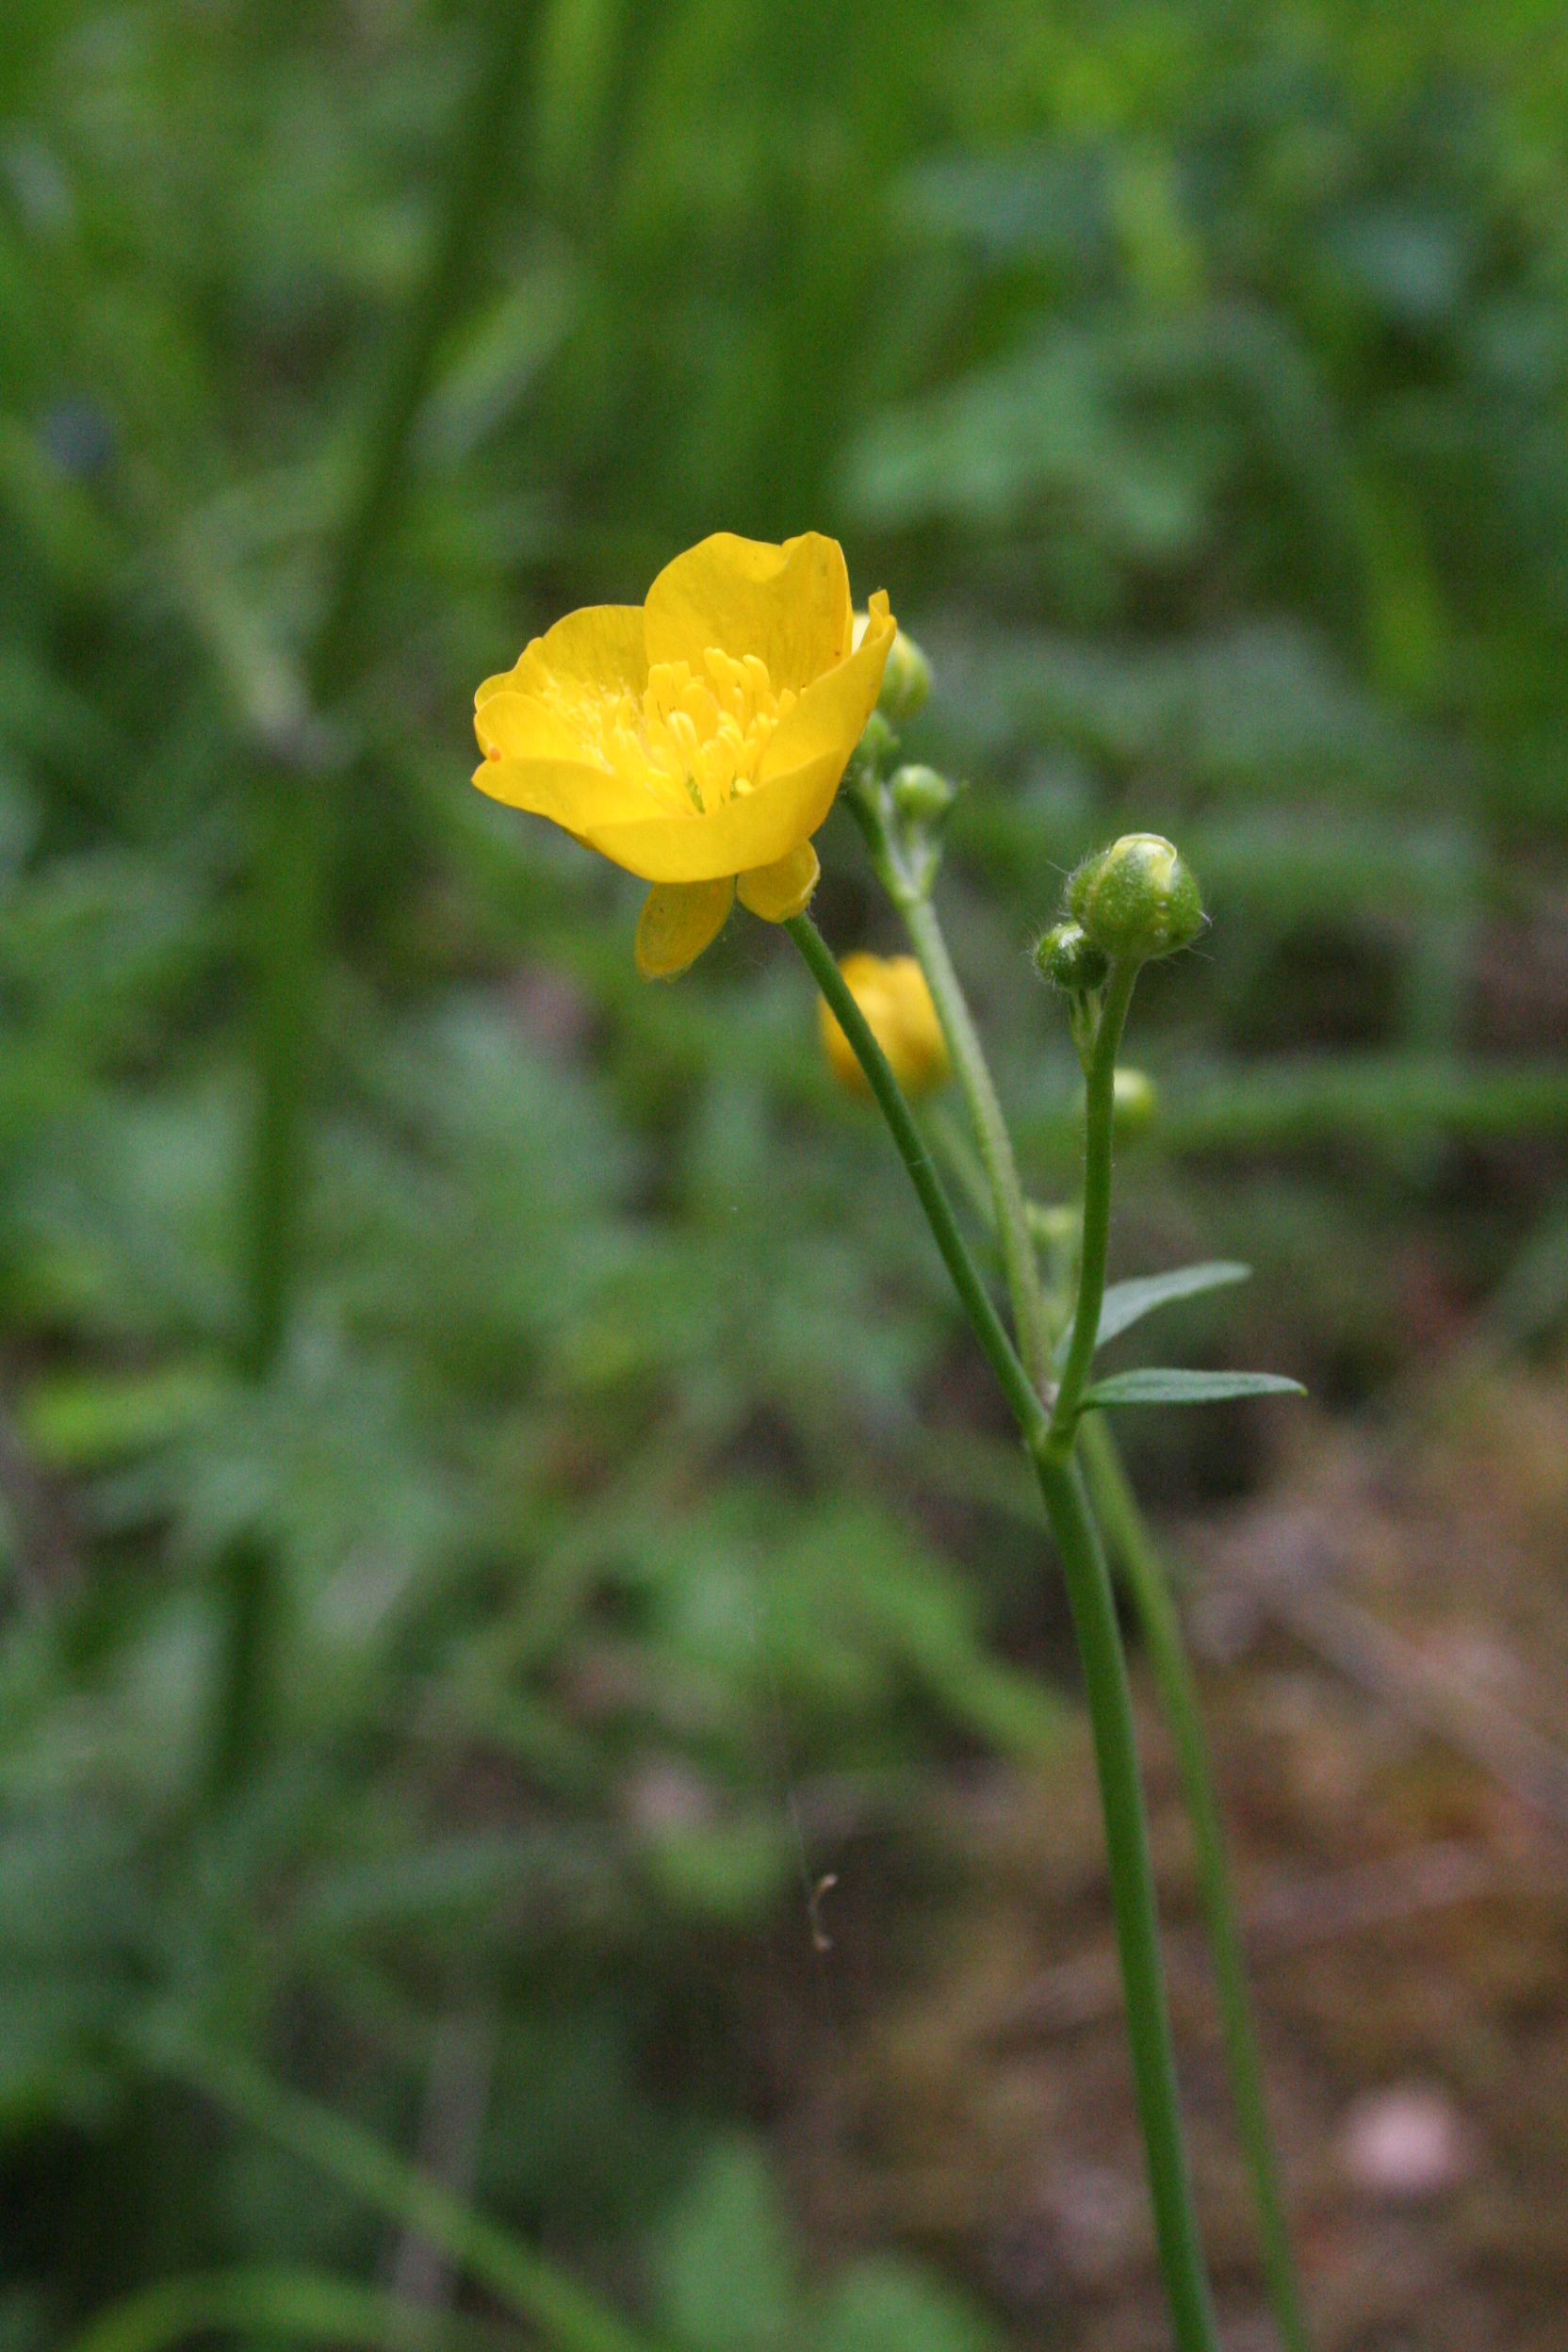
[1084,1369,1305,1407]
[1052,1262,1250,1366]
[160,2037,661,2352]
[60,2270,519,2352]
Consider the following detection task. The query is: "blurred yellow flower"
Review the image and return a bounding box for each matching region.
[474,532,896,978]
[819,953,951,1099]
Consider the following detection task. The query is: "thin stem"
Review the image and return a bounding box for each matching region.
[911,906,1309,2342]
[1032,1450,1221,2352]
[1079,1414,1312,2352]
[923,1102,998,1232]
[787,915,1047,1445]
[1048,960,1138,1450]
[791,913,1218,2352]
[901,895,1052,1389]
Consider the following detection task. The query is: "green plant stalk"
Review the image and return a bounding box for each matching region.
[789,913,1219,2352]
[162,2040,659,2352]
[911,901,1309,2345]
[60,2269,519,2352]
[1031,1446,1220,2352]
[787,914,1045,1440]
[1047,958,1139,1446]
[901,893,1051,1387]
[1079,1413,1311,2352]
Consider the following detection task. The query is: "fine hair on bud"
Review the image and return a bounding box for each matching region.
[1034,919,1109,994]
[1066,833,1204,963]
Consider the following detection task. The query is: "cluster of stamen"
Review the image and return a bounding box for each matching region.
[548,649,797,815]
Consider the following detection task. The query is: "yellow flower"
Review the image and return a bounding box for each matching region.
[819,954,951,1099]
[473,532,896,977]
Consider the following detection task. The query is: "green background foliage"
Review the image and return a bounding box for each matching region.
[0,0,1565,2343]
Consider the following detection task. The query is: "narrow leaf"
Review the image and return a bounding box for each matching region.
[1083,1368,1305,1408]
[1054,1262,1250,1365]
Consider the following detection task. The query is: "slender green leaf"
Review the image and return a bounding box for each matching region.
[60,2270,516,2352]
[157,2037,661,2352]
[1053,1262,1250,1365]
[1083,1369,1305,1408]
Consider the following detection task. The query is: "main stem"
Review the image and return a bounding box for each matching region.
[901,894,1051,1388]
[1079,1415,1310,2352]
[789,914,1218,2352]
[1032,1447,1220,2352]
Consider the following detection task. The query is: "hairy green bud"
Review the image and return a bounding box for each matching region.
[889,762,957,825]
[1066,833,1204,963]
[877,627,933,723]
[1034,919,1110,994]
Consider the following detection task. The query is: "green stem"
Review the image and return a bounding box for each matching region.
[787,915,1047,1445]
[901,895,1052,1389]
[157,2039,659,2352]
[790,913,1218,2352]
[1032,1449,1220,2352]
[914,898,1309,2344]
[1048,960,1138,1450]
[1079,1414,1311,2352]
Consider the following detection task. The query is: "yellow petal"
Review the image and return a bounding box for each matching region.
[486,603,646,703]
[473,688,661,829]
[579,754,837,880]
[757,591,894,791]
[736,840,820,923]
[644,533,853,694]
[633,877,735,979]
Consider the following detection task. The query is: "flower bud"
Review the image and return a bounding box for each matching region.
[1112,1066,1157,1137]
[1034,920,1109,995]
[889,763,956,825]
[877,628,932,722]
[1066,833,1203,963]
[819,953,951,1100]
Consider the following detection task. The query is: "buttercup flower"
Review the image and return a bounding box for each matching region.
[474,533,897,978]
[819,953,951,1099]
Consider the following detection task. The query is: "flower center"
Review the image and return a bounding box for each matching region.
[556,649,798,815]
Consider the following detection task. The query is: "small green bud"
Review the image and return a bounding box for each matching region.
[889,762,957,825]
[1112,1066,1157,1137]
[1034,920,1110,994]
[852,710,897,775]
[1067,833,1204,963]
[877,628,932,723]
